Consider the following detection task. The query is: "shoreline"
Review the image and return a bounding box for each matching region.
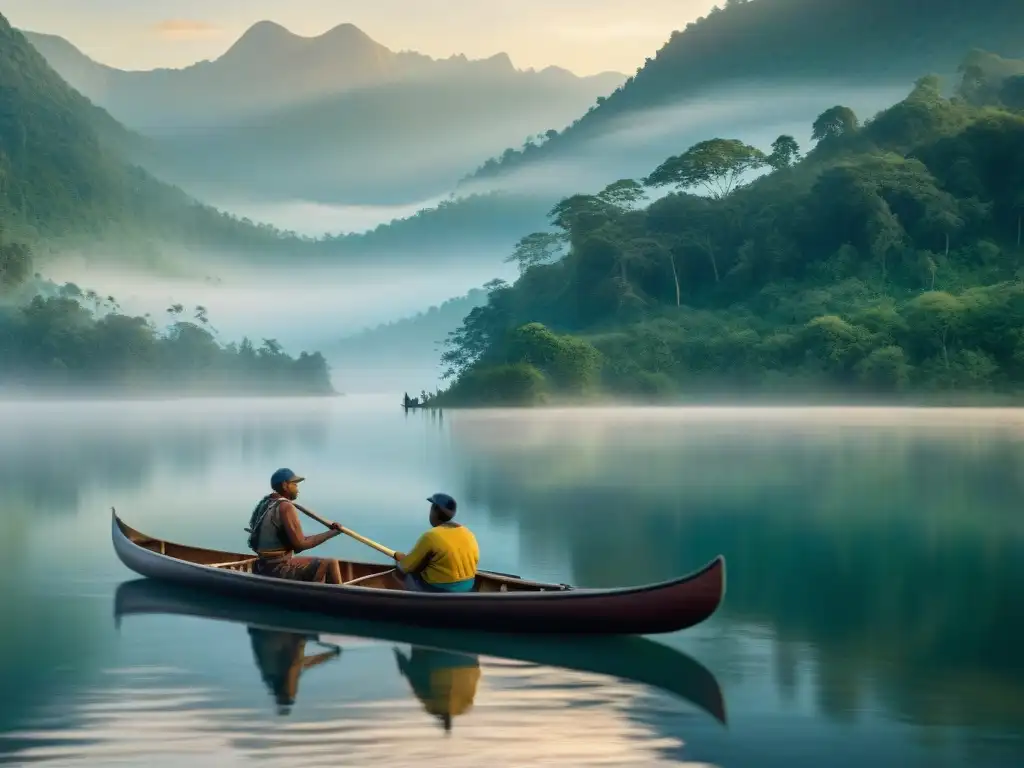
[425,391,1024,410]
[0,391,343,402]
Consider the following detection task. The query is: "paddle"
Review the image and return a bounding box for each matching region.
[293,502,397,559]
[293,501,522,580]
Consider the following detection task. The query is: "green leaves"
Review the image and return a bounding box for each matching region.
[597,179,648,211]
[644,138,767,198]
[767,135,801,171]
[811,106,859,142]
[0,238,32,289]
[504,232,564,274]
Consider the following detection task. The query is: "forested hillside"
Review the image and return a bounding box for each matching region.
[432,53,1024,405]
[462,0,1024,186]
[0,13,292,252]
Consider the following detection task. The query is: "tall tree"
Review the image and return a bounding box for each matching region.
[504,232,563,275]
[597,179,648,211]
[812,106,859,142]
[644,138,766,199]
[767,135,801,170]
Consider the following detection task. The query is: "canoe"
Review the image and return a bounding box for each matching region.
[111,509,725,635]
[114,578,728,724]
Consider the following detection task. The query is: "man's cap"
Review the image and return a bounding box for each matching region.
[427,493,457,515]
[271,468,305,488]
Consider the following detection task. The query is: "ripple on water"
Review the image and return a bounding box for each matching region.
[0,661,720,767]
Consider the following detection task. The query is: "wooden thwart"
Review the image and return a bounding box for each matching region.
[342,569,396,587]
[210,558,257,572]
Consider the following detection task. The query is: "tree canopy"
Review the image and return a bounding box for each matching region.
[644,139,766,198]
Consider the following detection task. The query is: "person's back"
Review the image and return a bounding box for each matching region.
[393,493,480,593]
[248,494,290,557]
[415,523,479,587]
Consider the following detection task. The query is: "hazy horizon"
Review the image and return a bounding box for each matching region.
[199,77,913,239]
[5,0,720,77]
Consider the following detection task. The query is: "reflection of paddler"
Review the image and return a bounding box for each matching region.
[393,646,481,733]
[247,627,342,715]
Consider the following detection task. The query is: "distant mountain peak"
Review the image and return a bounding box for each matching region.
[217,19,384,67]
[229,19,376,48]
[482,52,515,70]
[321,22,373,43]
[219,20,293,58]
[238,19,291,41]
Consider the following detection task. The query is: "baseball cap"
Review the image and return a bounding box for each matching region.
[427,493,457,515]
[271,468,305,489]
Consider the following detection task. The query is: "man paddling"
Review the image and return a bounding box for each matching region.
[392,493,480,592]
[246,468,345,584]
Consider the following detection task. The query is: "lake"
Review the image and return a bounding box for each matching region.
[0,397,1022,767]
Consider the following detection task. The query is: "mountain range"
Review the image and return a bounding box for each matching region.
[9,0,1024,281]
[24,22,624,205]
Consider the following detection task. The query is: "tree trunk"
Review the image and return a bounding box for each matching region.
[941,326,949,370]
[944,232,950,259]
[930,266,936,291]
[705,235,720,283]
[668,252,681,307]
[1018,214,1021,248]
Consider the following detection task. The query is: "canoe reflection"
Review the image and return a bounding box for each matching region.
[114,578,727,727]
[247,626,342,715]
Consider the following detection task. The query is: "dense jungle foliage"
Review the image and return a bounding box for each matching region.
[433,52,1024,405]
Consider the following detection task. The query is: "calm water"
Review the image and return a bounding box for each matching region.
[1,397,1023,767]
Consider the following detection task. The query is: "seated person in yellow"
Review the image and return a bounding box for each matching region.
[393,493,479,593]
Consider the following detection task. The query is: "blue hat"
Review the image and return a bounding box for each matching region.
[271,468,305,489]
[427,493,457,515]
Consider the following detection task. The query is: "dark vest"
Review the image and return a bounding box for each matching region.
[246,494,288,555]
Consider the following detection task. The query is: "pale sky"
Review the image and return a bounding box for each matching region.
[4,0,720,76]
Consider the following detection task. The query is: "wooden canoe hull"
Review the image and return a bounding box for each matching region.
[113,578,727,724]
[111,511,725,635]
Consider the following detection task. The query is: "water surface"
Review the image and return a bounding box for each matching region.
[1,398,1022,766]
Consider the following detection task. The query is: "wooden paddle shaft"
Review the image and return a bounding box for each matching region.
[293,502,397,559]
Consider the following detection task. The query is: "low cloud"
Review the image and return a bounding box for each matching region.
[153,19,222,40]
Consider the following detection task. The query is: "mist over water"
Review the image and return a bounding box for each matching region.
[459,80,913,199]
[37,259,514,366]
[208,196,449,238]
